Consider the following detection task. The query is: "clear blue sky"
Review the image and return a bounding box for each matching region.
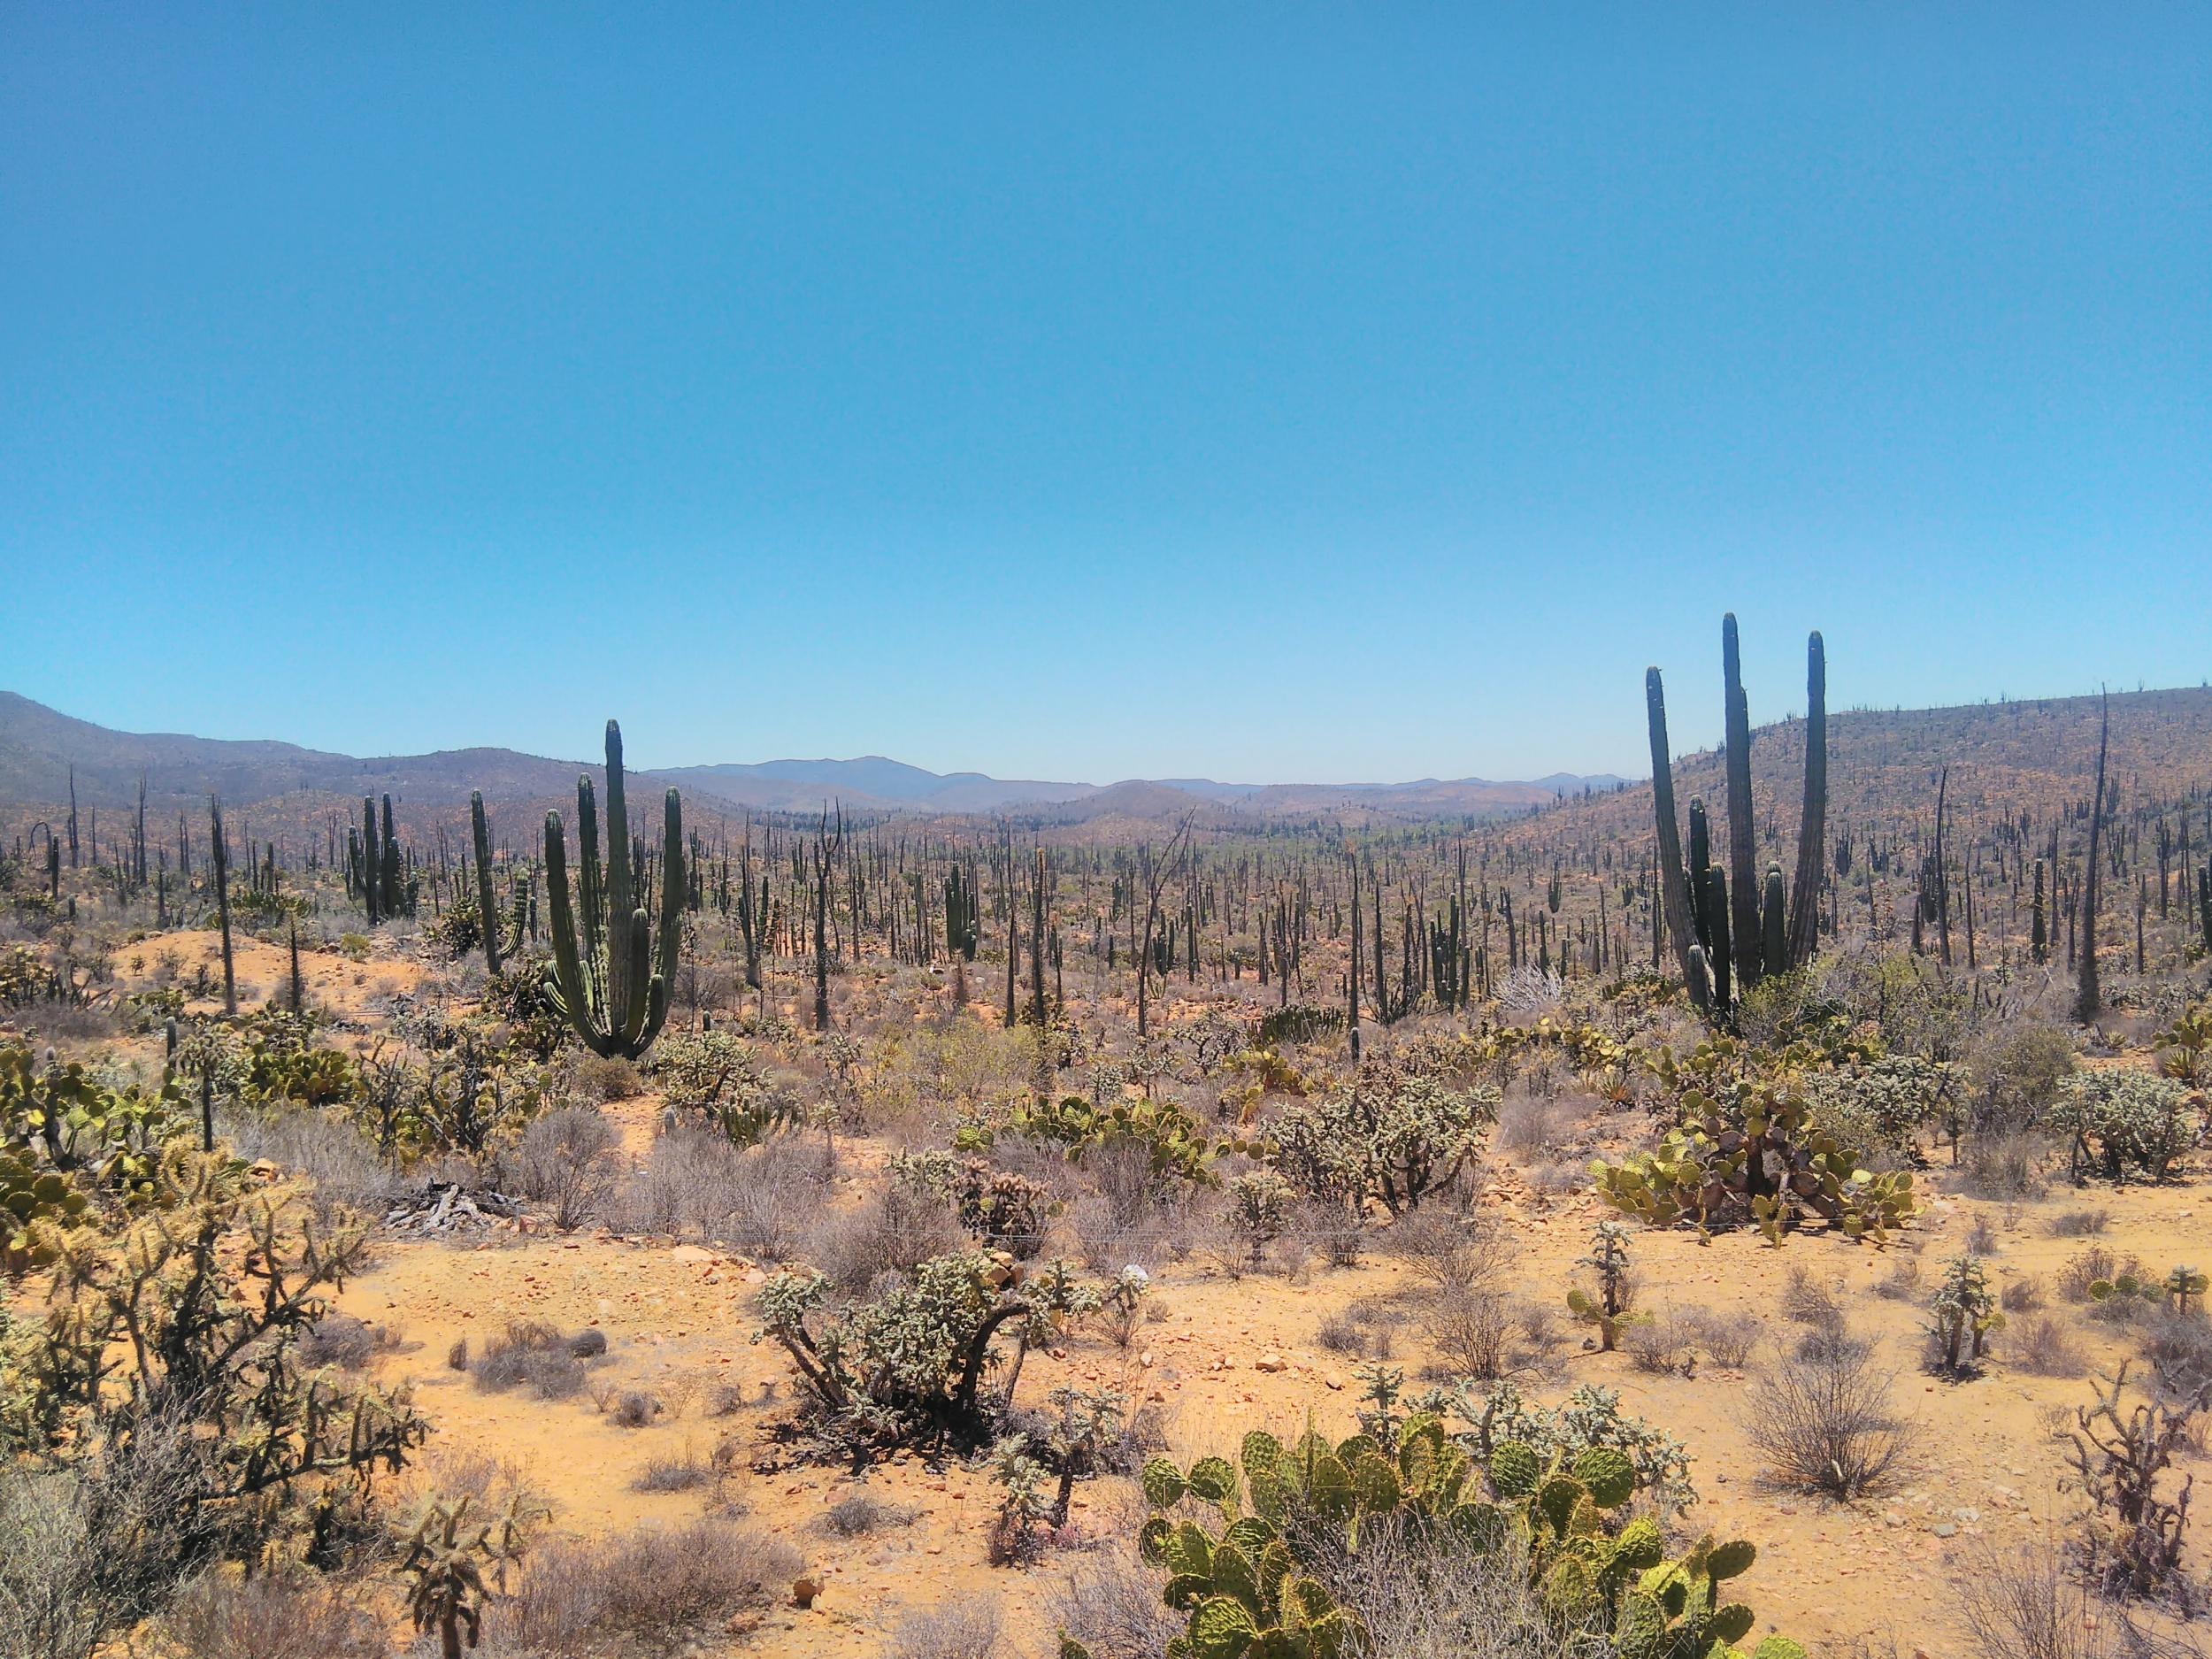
[4,4,2207,784]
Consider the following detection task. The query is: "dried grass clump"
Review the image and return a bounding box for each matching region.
[497,1518,801,1655]
[154,1571,384,1659]
[887,1600,1007,1659]
[1743,1332,1915,1499]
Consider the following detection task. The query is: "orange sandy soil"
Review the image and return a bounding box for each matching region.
[88,933,2212,1656]
[328,1133,2208,1659]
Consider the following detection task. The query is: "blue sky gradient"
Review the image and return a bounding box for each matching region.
[4,4,2207,780]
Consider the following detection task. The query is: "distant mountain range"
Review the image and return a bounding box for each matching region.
[0,692,1624,834]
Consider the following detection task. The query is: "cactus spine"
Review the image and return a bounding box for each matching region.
[542,721,684,1060]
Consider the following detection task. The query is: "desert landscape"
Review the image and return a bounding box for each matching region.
[4,628,2210,1659]
[7,9,2209,1657]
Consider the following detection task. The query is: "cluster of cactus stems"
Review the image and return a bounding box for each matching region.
[1592,1038,1917,1244]
[541,720,685,1061]
[1076,1416,1801,1659]
[1647,618,1827,1018]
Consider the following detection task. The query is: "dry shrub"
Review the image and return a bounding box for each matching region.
[2057,1245,2141,1304]
[1336,1515,1602,1659]
[296,1313,377,1370]
[506,1104,623,1230]
[1623,1310,1696,1378]
[818,1492,916,1537]
[1493,1089,1579,1161]
[1317,1310,1367,1355]
[631,1453,711,1494]
[2140,1310,2212,1402]
[2002,1276,2045,1315]
[154,1571,384,1659]
[1954,1538,2154,1659]
[619,1127,833,1257]
[804,1179,965,1295]
[1782,1263,1844,1327]
[2012,1317,2090,1379]
[1743,1332,1914,1499]
[219,1105,398,1219]
[1684,1310,1761,1370]
[888,1600,1006,1659]
[1873,1257,1923,1302]
[1962,1131,2047,1201]
[1385,1210,1509,1296]
[609,1390,661,1429]
[570,1054,642,1102]
[1427,1290,1520,1381]
[495,1517,800,1656]
[1048,1545,1187,1659]
[2050,1208,2111,1237]
[472,1322,591,1401]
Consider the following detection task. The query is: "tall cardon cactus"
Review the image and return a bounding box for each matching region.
[542,721,683,1060]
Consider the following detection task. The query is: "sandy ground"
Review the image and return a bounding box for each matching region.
[328,1148,2209,1659]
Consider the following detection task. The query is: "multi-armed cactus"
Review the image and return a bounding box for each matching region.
[945,864,980,959]
[1646,620,1829,1019]
[541,721,684,1061]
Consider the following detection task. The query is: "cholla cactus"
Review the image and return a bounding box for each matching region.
[1927,1255,2004,1377]
[396,1492,538,1659]
[1568,1222,1647,1352]
[753,1250,1098,1451]
[2162,1265,2208,1316]
[1227,1169,1295,1269]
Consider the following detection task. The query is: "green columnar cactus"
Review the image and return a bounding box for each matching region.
[542,720,684,1061]
[1722,615,1761,988]
[945,865,979,960]
[360,797,382,924]
[1647,666,1704,1005]
[380,794,403,918]
[470,791,501,977]
[1784,631,1827,970]
[1701,862,1732,1013]
[1762,866,1786,979]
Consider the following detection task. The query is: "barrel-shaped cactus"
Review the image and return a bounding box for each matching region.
[542,721,684,1061]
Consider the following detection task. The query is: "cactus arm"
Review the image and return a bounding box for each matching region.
[542,810,614,1057]
[1646,667,1704,1005]
[576,775,603,973]
[1786,631,1826,968]
[656,787,684,1003]
[603,721,635,1029]
[470,791,501,977]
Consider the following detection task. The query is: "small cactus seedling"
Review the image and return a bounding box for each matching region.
[1568,1221,1647,1351]
[1927,1255,2004,1378]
